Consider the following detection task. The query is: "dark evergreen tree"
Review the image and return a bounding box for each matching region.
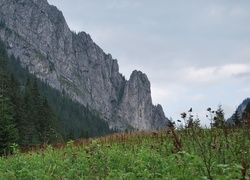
[0,94,19,155]
[244,102,250,115]
[21,78,39,145]
[38,98,62,143]
[242,102,250,127]
[0,40,19,154]
[232,108,241,127]
[213,104,226,128]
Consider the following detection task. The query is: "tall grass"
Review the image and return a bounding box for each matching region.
[0,113,250,179]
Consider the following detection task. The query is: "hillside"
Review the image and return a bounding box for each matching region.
[227,98,250,126]
[0,39,115,152]
[0,0,168,131]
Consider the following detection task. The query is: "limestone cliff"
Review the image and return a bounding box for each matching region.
[113,70,168,130]
[0,0,168,131]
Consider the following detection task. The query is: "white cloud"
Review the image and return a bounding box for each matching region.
[223,64,250,76]
[182,64,250,86]
[185,66,218,84]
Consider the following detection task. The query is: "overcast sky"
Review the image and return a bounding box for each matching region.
[47,0,250,126]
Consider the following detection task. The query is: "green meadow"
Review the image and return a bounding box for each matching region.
[1,125,249,180]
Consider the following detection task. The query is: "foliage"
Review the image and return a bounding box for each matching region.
[245,102,250,114]
[0,122,250,179]
[212,104,226,128]
[232,108,241,127]
[0,40,19,155]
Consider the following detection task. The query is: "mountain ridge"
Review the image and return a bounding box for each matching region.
[227,98,250,125]
[0,0,168,131]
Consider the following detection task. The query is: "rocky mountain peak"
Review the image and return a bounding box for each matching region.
[113,70,168,131]
[0,0,168,131]
[128,70,151,96]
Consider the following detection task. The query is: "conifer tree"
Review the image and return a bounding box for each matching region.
[213,104,226,128]
[232,108,241,127]
[20,78,39,145]
[242,102,250,127]
[0,40,19,154]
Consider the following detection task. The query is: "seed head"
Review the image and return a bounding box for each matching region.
[181,112,187,118]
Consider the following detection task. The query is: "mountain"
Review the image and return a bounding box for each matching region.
[0,0,168,131]
[0,39,115,144]
[227,98,250,125]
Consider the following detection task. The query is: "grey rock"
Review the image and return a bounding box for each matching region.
[113,70,168,130]
[0,0,168,131]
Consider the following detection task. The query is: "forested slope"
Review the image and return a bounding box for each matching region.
[0,40,114,154]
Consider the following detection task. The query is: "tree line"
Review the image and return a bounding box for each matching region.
[167,103,250,129]
[0,39,115,155]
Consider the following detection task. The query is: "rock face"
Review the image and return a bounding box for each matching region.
[113,71,167,130]
[0,0,168,131]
